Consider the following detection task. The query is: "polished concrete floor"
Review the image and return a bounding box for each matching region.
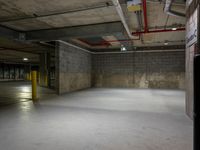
[0,81,55,105]
[0,82,193,150]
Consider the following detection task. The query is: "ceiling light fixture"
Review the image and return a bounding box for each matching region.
[164,42,168,45]
[172,28,177,31]
[23,58,28,61]
[121,45,127,51]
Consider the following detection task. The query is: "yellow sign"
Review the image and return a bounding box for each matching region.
[127,5,141,12]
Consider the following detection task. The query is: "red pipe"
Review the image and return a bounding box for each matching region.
[142,0,148,32]
[80,27,185,46]
[132,27,185,35]
[135,0,185,35]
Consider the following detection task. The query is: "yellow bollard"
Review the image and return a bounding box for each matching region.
[31,71,37,100]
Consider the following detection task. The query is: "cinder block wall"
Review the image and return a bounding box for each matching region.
[92,51,185,89]
[55,42,91,94]
[185,1,199,119]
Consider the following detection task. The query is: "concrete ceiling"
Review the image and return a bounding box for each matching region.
[0,49,39,63]
[0,1,185,31]
[0,0,186,54]
[0,37,54,63]
[1,6,120,31]
[0,0,112,19]
[0,0,120,31]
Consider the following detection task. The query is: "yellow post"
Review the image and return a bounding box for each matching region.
[31,71,37,100]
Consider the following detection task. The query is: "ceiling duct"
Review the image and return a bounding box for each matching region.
[164,0,185,17]
[112,0,135,39]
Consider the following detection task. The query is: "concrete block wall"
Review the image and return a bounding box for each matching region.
[185,2,199,119]
[55,42,91,94]
[55,42,185,94]
[92,51,185,89]
[185,45,195,119]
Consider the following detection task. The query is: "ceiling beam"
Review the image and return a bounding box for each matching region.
[0,1,126,23]
[91,45,185,52]
[0,4,113,23]
[25,22,124,41]
[0,47,41,54]
[0,25,20,40]
[114,32,134,50]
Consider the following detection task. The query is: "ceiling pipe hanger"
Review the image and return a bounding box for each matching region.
[164,0,186,18]
[111,0,136,39]
[132,0,185,35]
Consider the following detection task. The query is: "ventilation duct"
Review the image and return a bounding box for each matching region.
[112,0,135,39]
[164,0,185,17]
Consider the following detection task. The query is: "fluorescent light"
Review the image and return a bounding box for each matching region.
[23,58,28,61]
[172,28,177,31]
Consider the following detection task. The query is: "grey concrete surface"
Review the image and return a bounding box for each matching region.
[0,81,55,105]
[92,51,185,89]
[55,41,91,94]
[0,83,192,150]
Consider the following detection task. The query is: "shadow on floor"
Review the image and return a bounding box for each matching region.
[0,81,56,106]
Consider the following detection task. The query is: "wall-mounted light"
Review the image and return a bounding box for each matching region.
[23,58,28,61]
[121,45,127,51]
[164,42,168,45]
[172,28,177,31]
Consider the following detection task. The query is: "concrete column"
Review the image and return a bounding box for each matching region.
[55,42,60,94]
[31,71,37,100]
[55,41,91,95]
[185,5,199,119]
[39,53,51,87]
[24,65,31,81]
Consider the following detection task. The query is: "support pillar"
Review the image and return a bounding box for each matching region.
[25,65,31,81]
[31,71,37,100]
[55,41,91,95]
[39,53,51,87]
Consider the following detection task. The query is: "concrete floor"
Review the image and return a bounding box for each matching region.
[0,82,193,150]
[0,81,55,105]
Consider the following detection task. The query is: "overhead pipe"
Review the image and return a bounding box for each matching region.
[132,27,185,35]
[136,10,144,43]
[142,0,149,32]
[111,0,136,39]
[136,11,143,31]
[132,0,185,35]
[147,0,185,6]
[164,0,186,17]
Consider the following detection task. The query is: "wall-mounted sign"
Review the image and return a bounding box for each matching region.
[186,9,198,48]
[127,0,141,12]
